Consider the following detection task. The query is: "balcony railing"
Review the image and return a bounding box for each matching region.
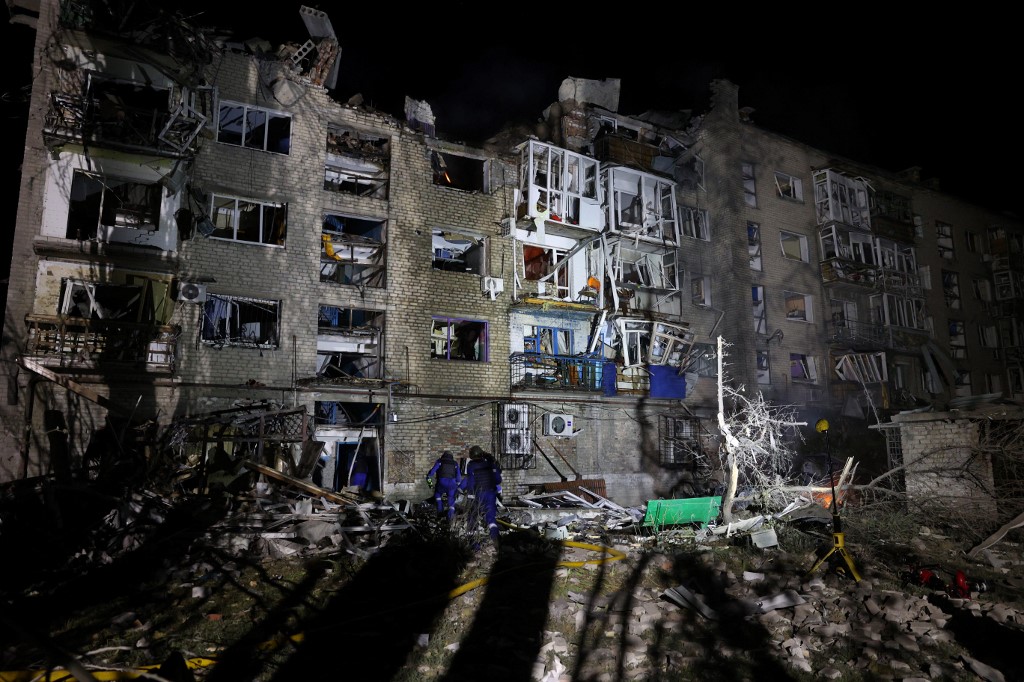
[24,315,178,374]
[829,318,929,353]
[510,352,605,393]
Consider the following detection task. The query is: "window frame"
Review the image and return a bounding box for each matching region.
[201,294,281,349]
[691,274,711,307]
[681,206,710,241]
[523,324,573,356]
[741,162,757,208]
[779,230,810,262]
[747,221,762,270]
[752,286,767,334]
[208,194,287,246]
[217,100,291,154]
[774,171,803,201]
[431,316,488,362]
[789,352,818,383]
[936,220,954,260]
[784,291,814,323]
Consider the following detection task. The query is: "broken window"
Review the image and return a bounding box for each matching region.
[523,325,573,356]
[691,275,711,307]
[965,230,983,253]
[748,222,762,270]
[648,322,693,367]
[321,213,387,288]
[936,221,954,260]
[604,166,678,241]
[742,162,757,207]
[830,298,857,329]
[871,293,926,330]
[517,140,601,228]
[609,244,678,292]
[790,353,817,382]
[752,286,767,334]
[955,370,972,398]
[774,171,803,201]
[681,342,717,377]
[431,150,487,192]
[67,170,162,239]
[432,228,486,273]
[949,320,967,360]
[431,317,487,361]
[780,230,809,262]
[60,276,169,323]
[217,100,291,154]
[659,415,705,468]
[757,349,771,384]
[317,305,383,380]
[994,271,1019,301]
[209,194,287,246]
[812,169,869,227]
[785,291,813,322]
[973,278,993,303]
[201,294,280,349]
[324,123,390,199]
[522,243,569,299]
[834,352,886,383]
[681,206,709,240]
[617,319,651,367]
[979,323,999,349]
[942,270,961,309]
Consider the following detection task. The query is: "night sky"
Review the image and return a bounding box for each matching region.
[1,4,1019,284]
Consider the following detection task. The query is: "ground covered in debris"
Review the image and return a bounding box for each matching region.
[4,478,1024,681]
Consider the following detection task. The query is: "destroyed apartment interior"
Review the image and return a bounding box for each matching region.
[2,1,1024,680]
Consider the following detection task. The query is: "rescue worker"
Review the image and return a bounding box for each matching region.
[459,445,502,541]
[426,451,461,520]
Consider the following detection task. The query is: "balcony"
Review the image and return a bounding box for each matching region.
[43,84,210,157]
[828,318,929,353]
[510,353,605,393]
[24,315,178,374]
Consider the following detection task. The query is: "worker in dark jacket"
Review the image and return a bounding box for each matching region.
[426,451,461,520]
[459,445,502,541]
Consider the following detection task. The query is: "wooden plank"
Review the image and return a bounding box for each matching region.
[243,460,361,505]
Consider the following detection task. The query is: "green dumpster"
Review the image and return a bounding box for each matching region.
[642,496,722,529]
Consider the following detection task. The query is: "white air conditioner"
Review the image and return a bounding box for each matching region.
[481,276,504,299]
[543,412,576,437]
[176,282,207,303]
[500,402,530,429]
[503,428,532,455]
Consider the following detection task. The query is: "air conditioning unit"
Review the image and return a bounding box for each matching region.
[543,412,576,437]
[500,402,530,429]
[503,428,532,455]
[176,282,207,303]
[481,276,505,299]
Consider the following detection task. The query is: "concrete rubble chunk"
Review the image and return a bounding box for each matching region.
[961,655,1007,682]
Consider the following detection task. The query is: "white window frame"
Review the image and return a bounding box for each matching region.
[742,162,757,207]
[748,222,762,270]
[774,171,803,201]
[681,206,710,241]
[217,100,291,154]
[691,275,711,307]
[209,194,287,247]
[752,286,767,334]
[780,230,810,262]
[784,291,814,323]
[789,353,818,383]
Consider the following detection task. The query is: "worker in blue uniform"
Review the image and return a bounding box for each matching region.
[426,451,461,520]
[459,445,502,541]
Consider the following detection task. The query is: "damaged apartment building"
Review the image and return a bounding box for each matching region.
[2,0,1023,509]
